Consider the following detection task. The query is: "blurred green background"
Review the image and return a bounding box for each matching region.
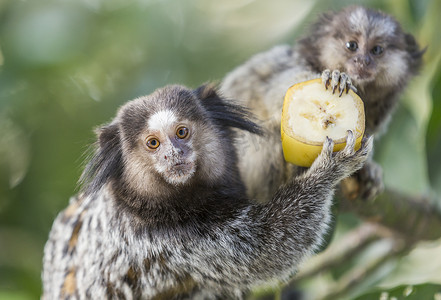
[0,0,440,299]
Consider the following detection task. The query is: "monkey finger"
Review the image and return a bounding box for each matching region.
[322,136,334,158]
[357,135,374,157]
[331,70,340,94]
[361,135,371,145]
[339,73,349,97]
[321,69,331,89]
[343,130,355,154]
[348,84,358,94]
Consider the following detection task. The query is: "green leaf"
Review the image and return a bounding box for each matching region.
[376,106,430,194]
[354,283,441,300]
[427,71,441,194]
[0,290,34,300]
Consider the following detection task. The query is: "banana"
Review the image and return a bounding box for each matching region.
[281,78,365,167]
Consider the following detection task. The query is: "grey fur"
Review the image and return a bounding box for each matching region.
[42,84,371,299]
[221,5,424,201]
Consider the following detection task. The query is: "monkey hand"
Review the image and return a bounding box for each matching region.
[341,159,384,200]
[309,130,373,185]
[321,69,357,96]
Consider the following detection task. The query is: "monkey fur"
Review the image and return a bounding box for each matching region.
[221,5,424,202]
[42,84,371,299]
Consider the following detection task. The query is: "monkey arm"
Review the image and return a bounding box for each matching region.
[183,135,371,291]
[179,184,334,293]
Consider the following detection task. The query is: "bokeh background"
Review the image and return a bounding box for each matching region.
[0,0,440,299]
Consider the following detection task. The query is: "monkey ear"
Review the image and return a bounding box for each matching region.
[405,33,426,57]
[194,83,263,135]
[95,122,120,148]
[404,33,426,72]
[194,83,219,101]
[79,123,123,195]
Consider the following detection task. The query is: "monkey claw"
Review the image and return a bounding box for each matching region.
[322,69,358,96]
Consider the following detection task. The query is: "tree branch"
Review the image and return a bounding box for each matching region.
[250,182,441,300]
[292,223,384,282]
[339,178,441,241]
[315,237,408,300]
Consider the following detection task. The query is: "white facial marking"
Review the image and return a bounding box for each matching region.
[349,7,368,33]
[148,110,177,132]
[372,18,396,37]
[349,7,396,38]
[148,110,198,185]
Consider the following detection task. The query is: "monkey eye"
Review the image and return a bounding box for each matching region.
[346,41,358,52]
[146,137,160,149]
[176,126,189,139]
[371,45,384,56]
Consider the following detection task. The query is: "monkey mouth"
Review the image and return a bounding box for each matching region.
[165,161,196,185]
[347,69,375,84]
[171,161,194,172]
[173,161,191,170]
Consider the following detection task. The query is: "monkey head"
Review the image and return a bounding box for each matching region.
[80,84,261,201]
[300,6,424,88]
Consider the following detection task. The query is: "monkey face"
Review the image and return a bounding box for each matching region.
[143,110,197,186]
[342,37,408,87]
[342,39,381,83]
[318,6,411,87]
[118,107,200,190]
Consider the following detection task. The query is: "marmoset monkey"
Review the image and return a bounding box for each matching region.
[42,84,371,299]
[221,5,424,202]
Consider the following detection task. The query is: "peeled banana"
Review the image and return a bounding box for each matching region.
[281,78,365,167]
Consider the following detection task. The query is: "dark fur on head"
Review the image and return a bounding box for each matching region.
[79,123,122,196]
[79,84,262,209]
[195,84,262,135]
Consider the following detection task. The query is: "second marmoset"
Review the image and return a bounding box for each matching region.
[221,5,424,202]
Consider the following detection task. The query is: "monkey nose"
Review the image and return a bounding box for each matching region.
[363,56,372,66]
[175,147,184,155]
[353,55,372,67]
